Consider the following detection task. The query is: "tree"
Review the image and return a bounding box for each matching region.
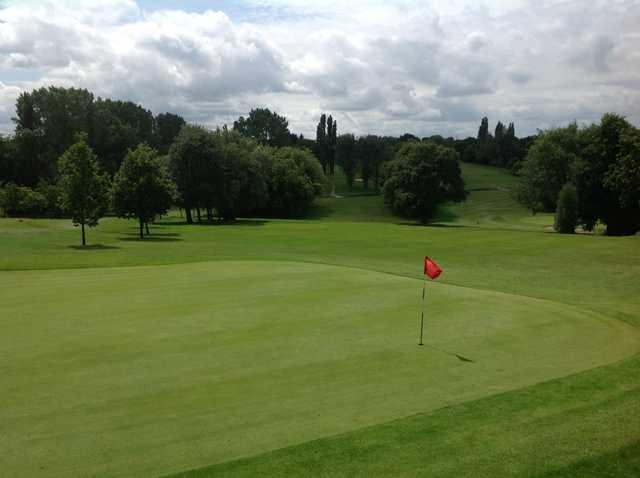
[57,136,110,246]
[315,114,328,173]
[500,122,525,170]
[514,114,639,235]
[575,115,640,235]
[357,135,385,190]
[382,141,466,223]
[477,117,489,141]
[314,113,338,176]
[112,144,176,239]
[494,121,505,165]
[14,87,95,184]
[336,134,357,190]
[0,135,18,185]
[604,129,640,215]
[554,183,578,233]
[233,108,291,147]
[155,112,186,155]
[257,146,325,217]
[475,117,497,164]
[326,115,337,175]
[399,133,419,143]
[168,125,217,223]
[515,127,578,213]
[90,99,156,175]
[213,130,267,221]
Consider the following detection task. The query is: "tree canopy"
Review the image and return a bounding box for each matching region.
[233,108,291,148]
[516,114,640,235]
[382,141,466,223]
[112,144,176,238]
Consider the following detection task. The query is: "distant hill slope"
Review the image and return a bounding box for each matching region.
[315,162,551,230]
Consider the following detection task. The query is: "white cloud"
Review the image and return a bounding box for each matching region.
[0,0,639,138]
[0,81,21,132]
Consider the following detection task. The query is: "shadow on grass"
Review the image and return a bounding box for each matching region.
[432,207,460,223]
[422,343,475,363]
[118,236,183,242]
[158,219,268,227]
[121,231,182,237]
[307,204,334,220]
[396,222,469,229]
[390,205,462,226]
[67,244,120,250]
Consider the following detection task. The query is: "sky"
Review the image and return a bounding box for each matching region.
[1,0,639,138]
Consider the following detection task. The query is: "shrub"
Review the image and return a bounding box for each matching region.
[36,180,63,217]
[0,183,46,217]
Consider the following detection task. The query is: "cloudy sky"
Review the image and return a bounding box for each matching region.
[1,0,639,138]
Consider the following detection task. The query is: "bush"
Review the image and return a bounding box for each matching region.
[0,183,47,217]
[36,180,63,217]
[554,183,579,233]
[382,141,466,223]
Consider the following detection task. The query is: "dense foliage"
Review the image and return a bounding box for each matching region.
[112,144,176,238]
[233,108,292,148]
[515,127,579,213]
[7,86,186,185]
[516,114,640,235]
[382,142,466,223]
[0,183,46,217]
[169,127,325,222]
[554,183,579,234]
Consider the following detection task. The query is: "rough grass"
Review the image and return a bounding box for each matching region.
[0,162,638,477]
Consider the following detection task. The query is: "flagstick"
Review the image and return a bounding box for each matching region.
[419,275,426,345]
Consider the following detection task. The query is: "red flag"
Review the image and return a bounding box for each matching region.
[424,256,442,279]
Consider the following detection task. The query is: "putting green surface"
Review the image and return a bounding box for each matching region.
[2,260,638,477]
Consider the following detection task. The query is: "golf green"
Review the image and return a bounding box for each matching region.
[2,260,638,477]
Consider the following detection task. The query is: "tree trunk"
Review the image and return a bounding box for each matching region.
[196,208,202,223]
[145,222,150,235]
[185,208,193,224]
[81,223,86,246]
[206,208,213,222]
[139,217,144,239]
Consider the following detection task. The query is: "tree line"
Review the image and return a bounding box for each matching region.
[0,87,329,245]
[515,113,640,235]
[0,86,529,242]
[6,85,635,238]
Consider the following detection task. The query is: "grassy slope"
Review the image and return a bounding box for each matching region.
[3,262,637,477]
[1,162,639,477]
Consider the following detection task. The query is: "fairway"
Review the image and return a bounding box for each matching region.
[1,162,639,477]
